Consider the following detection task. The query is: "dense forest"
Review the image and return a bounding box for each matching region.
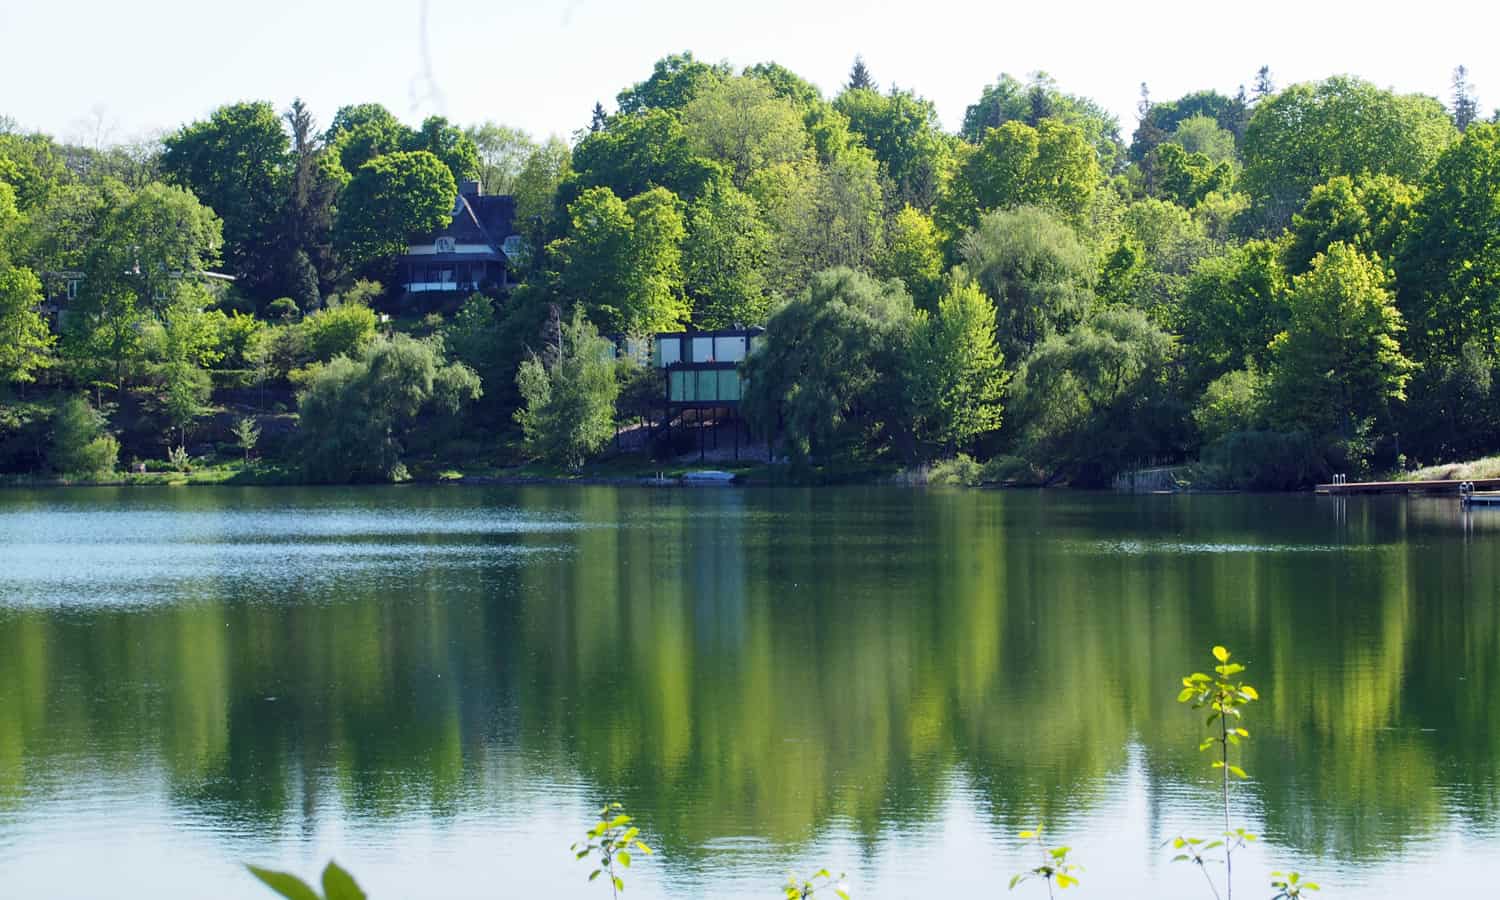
[2,55,1498,486]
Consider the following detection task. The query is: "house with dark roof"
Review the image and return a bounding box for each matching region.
[395,180,520,297]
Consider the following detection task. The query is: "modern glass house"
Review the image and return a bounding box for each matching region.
[652,328,764,407]
[612,327,766,460]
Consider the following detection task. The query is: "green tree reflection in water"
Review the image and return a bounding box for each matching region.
[1,487,1499,887]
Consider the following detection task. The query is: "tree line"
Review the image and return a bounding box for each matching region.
[2,56,1498,485]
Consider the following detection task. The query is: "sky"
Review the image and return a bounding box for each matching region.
[3,0,1497,146]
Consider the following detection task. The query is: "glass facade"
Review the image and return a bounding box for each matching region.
[667,369,744,403]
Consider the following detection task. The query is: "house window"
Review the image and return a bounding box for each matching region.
[66,279,80,301]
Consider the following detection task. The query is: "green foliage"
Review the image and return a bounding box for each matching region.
[783,868,849,900]
[616,52,731,115]
[942,119,1100,234]
[1286,174,1418,276]
[326,103,412,173]
[1196,430,1329,491]
[1270,871,1321,899]
[1009,823,1082,896]
[464,122,535,195]
[0,264,52,383]
[741,268,918,467]
[907,280,1008,452]
[48,395,117,478]
[1112,198,1215,321]
[1011,307,1184,486]
[334,150,456,268]
[554,186,689,334]
[571,802,654,898]
[1193,368,1266,445]
[1267,243,1414,441]
[295,334,480,482]
[232,416,261,463]
[300,302,378,363]
[160,101,289,294]
[963,72,1123,171]
[1132,89,1245,162]
[1396,122,1500,362]
[267,298,300,321]
[683,180,773,327]
[1168,114,1238,166]
[514,136,573,227]
[570,109,723,202]
[407,115,481,184]
[835,86,952,211]
[1150,143,1233,208]
[1178,240,1288,386]
[878,205,944,309]
[1242,76,1456,228]
[682,77,810,187]
[958,205,1094,364]
[1171,645,1262,900]
[248,861,366,900]
[514,308,620,470]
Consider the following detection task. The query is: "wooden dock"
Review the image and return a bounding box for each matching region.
[1316,477,1500,495]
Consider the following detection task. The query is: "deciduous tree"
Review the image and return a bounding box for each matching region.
[333,150,455,268]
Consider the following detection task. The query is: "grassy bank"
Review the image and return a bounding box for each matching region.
[1399,456,1500,481]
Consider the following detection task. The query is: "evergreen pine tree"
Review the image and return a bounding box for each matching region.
[1452,65,1480,132]
[589,102,608,133]
[1252,66,1275,103]
[847,56,876,92]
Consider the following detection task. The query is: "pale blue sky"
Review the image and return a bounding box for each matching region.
[3,0,1496,145]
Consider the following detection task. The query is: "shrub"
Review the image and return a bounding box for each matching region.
[515,308,620,470]
[301,303,378,363]
[1197,430,1329,490]
[929,454,984,485]
[266,298,300,321]
[48,396,118,478]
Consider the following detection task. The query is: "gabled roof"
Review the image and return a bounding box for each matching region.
[410,192,517,252]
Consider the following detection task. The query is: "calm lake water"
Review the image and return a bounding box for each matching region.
[1,486,1498,899]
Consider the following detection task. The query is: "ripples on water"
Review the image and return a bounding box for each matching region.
[2,487,1499,899]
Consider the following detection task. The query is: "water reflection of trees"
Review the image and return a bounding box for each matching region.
[2,487,1498,864]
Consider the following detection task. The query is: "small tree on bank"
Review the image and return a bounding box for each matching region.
[515,307,620,470]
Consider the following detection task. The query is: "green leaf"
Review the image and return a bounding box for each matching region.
[246,867,322,900]
[1009,874,1023,890]
[1172,854,1189,862]
[1212,646,1230,662]
[1229,765,1248,779]
[320,862,366,900]
[589,870,601,881]
[1018,830,1036,839]
[1050,846,1070,858]
[1056,874,1078,888]
[1177,687,1196,702]
[617,851,632,869]
[613,875,625,892]
[634,841,654,855]
[1241,685,1260,700]
[575,850,591,860]
[836,890,850,900]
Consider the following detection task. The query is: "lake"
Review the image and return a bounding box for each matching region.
[1,485,1497,899]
